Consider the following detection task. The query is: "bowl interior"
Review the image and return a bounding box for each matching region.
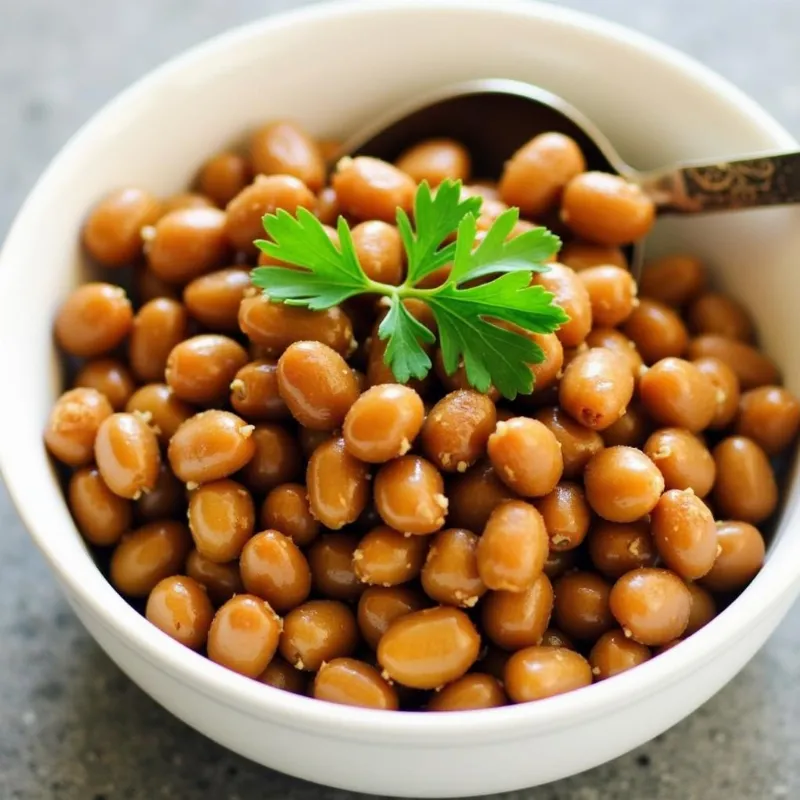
[1,0,799,740]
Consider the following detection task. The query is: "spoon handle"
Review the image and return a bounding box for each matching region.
[640,151,800,213]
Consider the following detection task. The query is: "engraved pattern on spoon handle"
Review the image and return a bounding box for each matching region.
[640,151,800,213]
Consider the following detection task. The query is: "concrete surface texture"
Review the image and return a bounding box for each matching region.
[2,1,800,798]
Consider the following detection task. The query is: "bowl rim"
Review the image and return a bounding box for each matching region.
[1,0,799,746]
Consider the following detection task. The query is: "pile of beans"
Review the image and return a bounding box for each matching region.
[44,121,799,713]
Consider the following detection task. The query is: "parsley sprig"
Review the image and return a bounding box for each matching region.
[251,179,568,399]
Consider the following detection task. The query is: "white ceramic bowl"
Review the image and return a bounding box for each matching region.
[2,0,800,796]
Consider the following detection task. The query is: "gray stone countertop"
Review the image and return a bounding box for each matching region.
[2,1,800,798]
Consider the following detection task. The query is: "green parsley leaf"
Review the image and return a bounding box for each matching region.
[426,272,570,399]
[252,209,370,309]
[399,180,482,285]
[450,208,561,285]
[250,178,569,399]
[377,296,436,384]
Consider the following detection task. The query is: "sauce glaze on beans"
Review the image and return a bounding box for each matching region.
[47,120,798,714]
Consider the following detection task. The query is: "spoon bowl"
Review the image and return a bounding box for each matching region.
[340,77,800,274]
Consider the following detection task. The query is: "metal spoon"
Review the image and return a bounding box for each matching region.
[338,78,800,275]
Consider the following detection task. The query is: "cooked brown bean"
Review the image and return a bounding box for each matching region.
[165,334,248,405]
[94,412,160,499]
[162,193,217,213]
[307,437,370,530]
[421,390,496,473]
[307,533,362,601]
[543,550,576,582]
[587,520,657,579]
[44,388,114,467]
[185,548,244,606]
[504,646,592,703]
[240,529,312,612]
[357,586,427,650]
[228,360,288,422]
[481,573,553,650]
[487,417,563,497]
[535,482,591,551]
[541,628,574,649]
[225,174,316,253]
[736,386,800,455]
[685,583,717,635]
[239,294,354,357]
[315,186,340,225]
[187,479,254,562]
[125,384,194,446]
[421,529,486,608]
[110,521,191,597]
[712,436,777,523]
[333,156,416,222]
[532,263,592,347]
[585,328,645,382]
[351,221,405,285]
[687,292,755,342]
[374,455,447,535]
[428,674,506,712]
[701,521,765,592]
[589,629,651,680]
[610,568,692,646]
[651,489,717,579]
[258,655,308,695]
[623,299,689,365]
[168,410,256,484]
[260,483,320,547]
[277,341,359,430]
[553,571,614,641]
[601,403,652,449]
[643,428,716,497]
[532,406,605,479]
[208,594,282,678]
[396,138,471,187]
[639,357,717,432]
[197,152,251,207]
[55,283,133,358]
[584,446,664,523]
[146,208,228,283]
[446,460,516,532]
[342,384,425,463]
[639,255,706,307]
[561,172,655,245]
[559,347,634,431]
[377,606,480,689]
[68,466,132,546]
[280,600,358,671]
[686,335,780,390]
[314,658,399,710]
[477,500,548,592]
[135,462,185,521]
[83,187,162,267]
[73,359,136,411]
[578,265,638,327]
[691,356,741,429]
[183,267,251,331]
[240,424,302,494]
[499,133,585,216]
[129,298,189,383]
[250,121,325,192]
[146,575,214,650]
[353,526,429,587]
[558,241,627,272]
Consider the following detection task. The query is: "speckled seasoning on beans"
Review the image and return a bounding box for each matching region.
[44,117,797,712]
